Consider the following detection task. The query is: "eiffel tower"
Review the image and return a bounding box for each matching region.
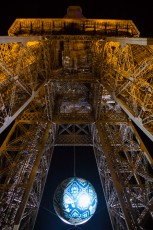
[0,5,153,230]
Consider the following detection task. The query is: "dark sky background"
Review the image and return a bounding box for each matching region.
[34,146,113,230]
[0,1,152,229]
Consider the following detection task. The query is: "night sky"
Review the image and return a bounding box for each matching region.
[0,1,153,229]
[34,146,113,230]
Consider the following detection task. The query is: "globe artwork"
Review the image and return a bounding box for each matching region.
[53,177,98,225]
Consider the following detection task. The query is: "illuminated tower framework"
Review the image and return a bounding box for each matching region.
[0,6,153,230]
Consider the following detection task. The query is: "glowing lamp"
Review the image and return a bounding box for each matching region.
[53,177,98,225]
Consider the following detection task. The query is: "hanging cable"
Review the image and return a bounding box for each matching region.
[74,124,76,177]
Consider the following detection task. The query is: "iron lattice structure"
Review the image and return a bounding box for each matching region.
[0,6,153,230]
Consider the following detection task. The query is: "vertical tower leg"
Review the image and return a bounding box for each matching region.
[0,120,55,230]
[92,119,153,229]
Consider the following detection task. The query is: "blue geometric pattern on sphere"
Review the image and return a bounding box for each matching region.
[53,177,98,225]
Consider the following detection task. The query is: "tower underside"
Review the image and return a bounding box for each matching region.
[0,7,153,230]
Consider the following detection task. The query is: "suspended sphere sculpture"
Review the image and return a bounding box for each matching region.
[53,177,98,225]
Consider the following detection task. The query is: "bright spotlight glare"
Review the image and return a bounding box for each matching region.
[78,194,91,209]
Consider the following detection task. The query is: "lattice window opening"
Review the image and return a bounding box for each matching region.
[61,40,92,72]
[53,82,92,114]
